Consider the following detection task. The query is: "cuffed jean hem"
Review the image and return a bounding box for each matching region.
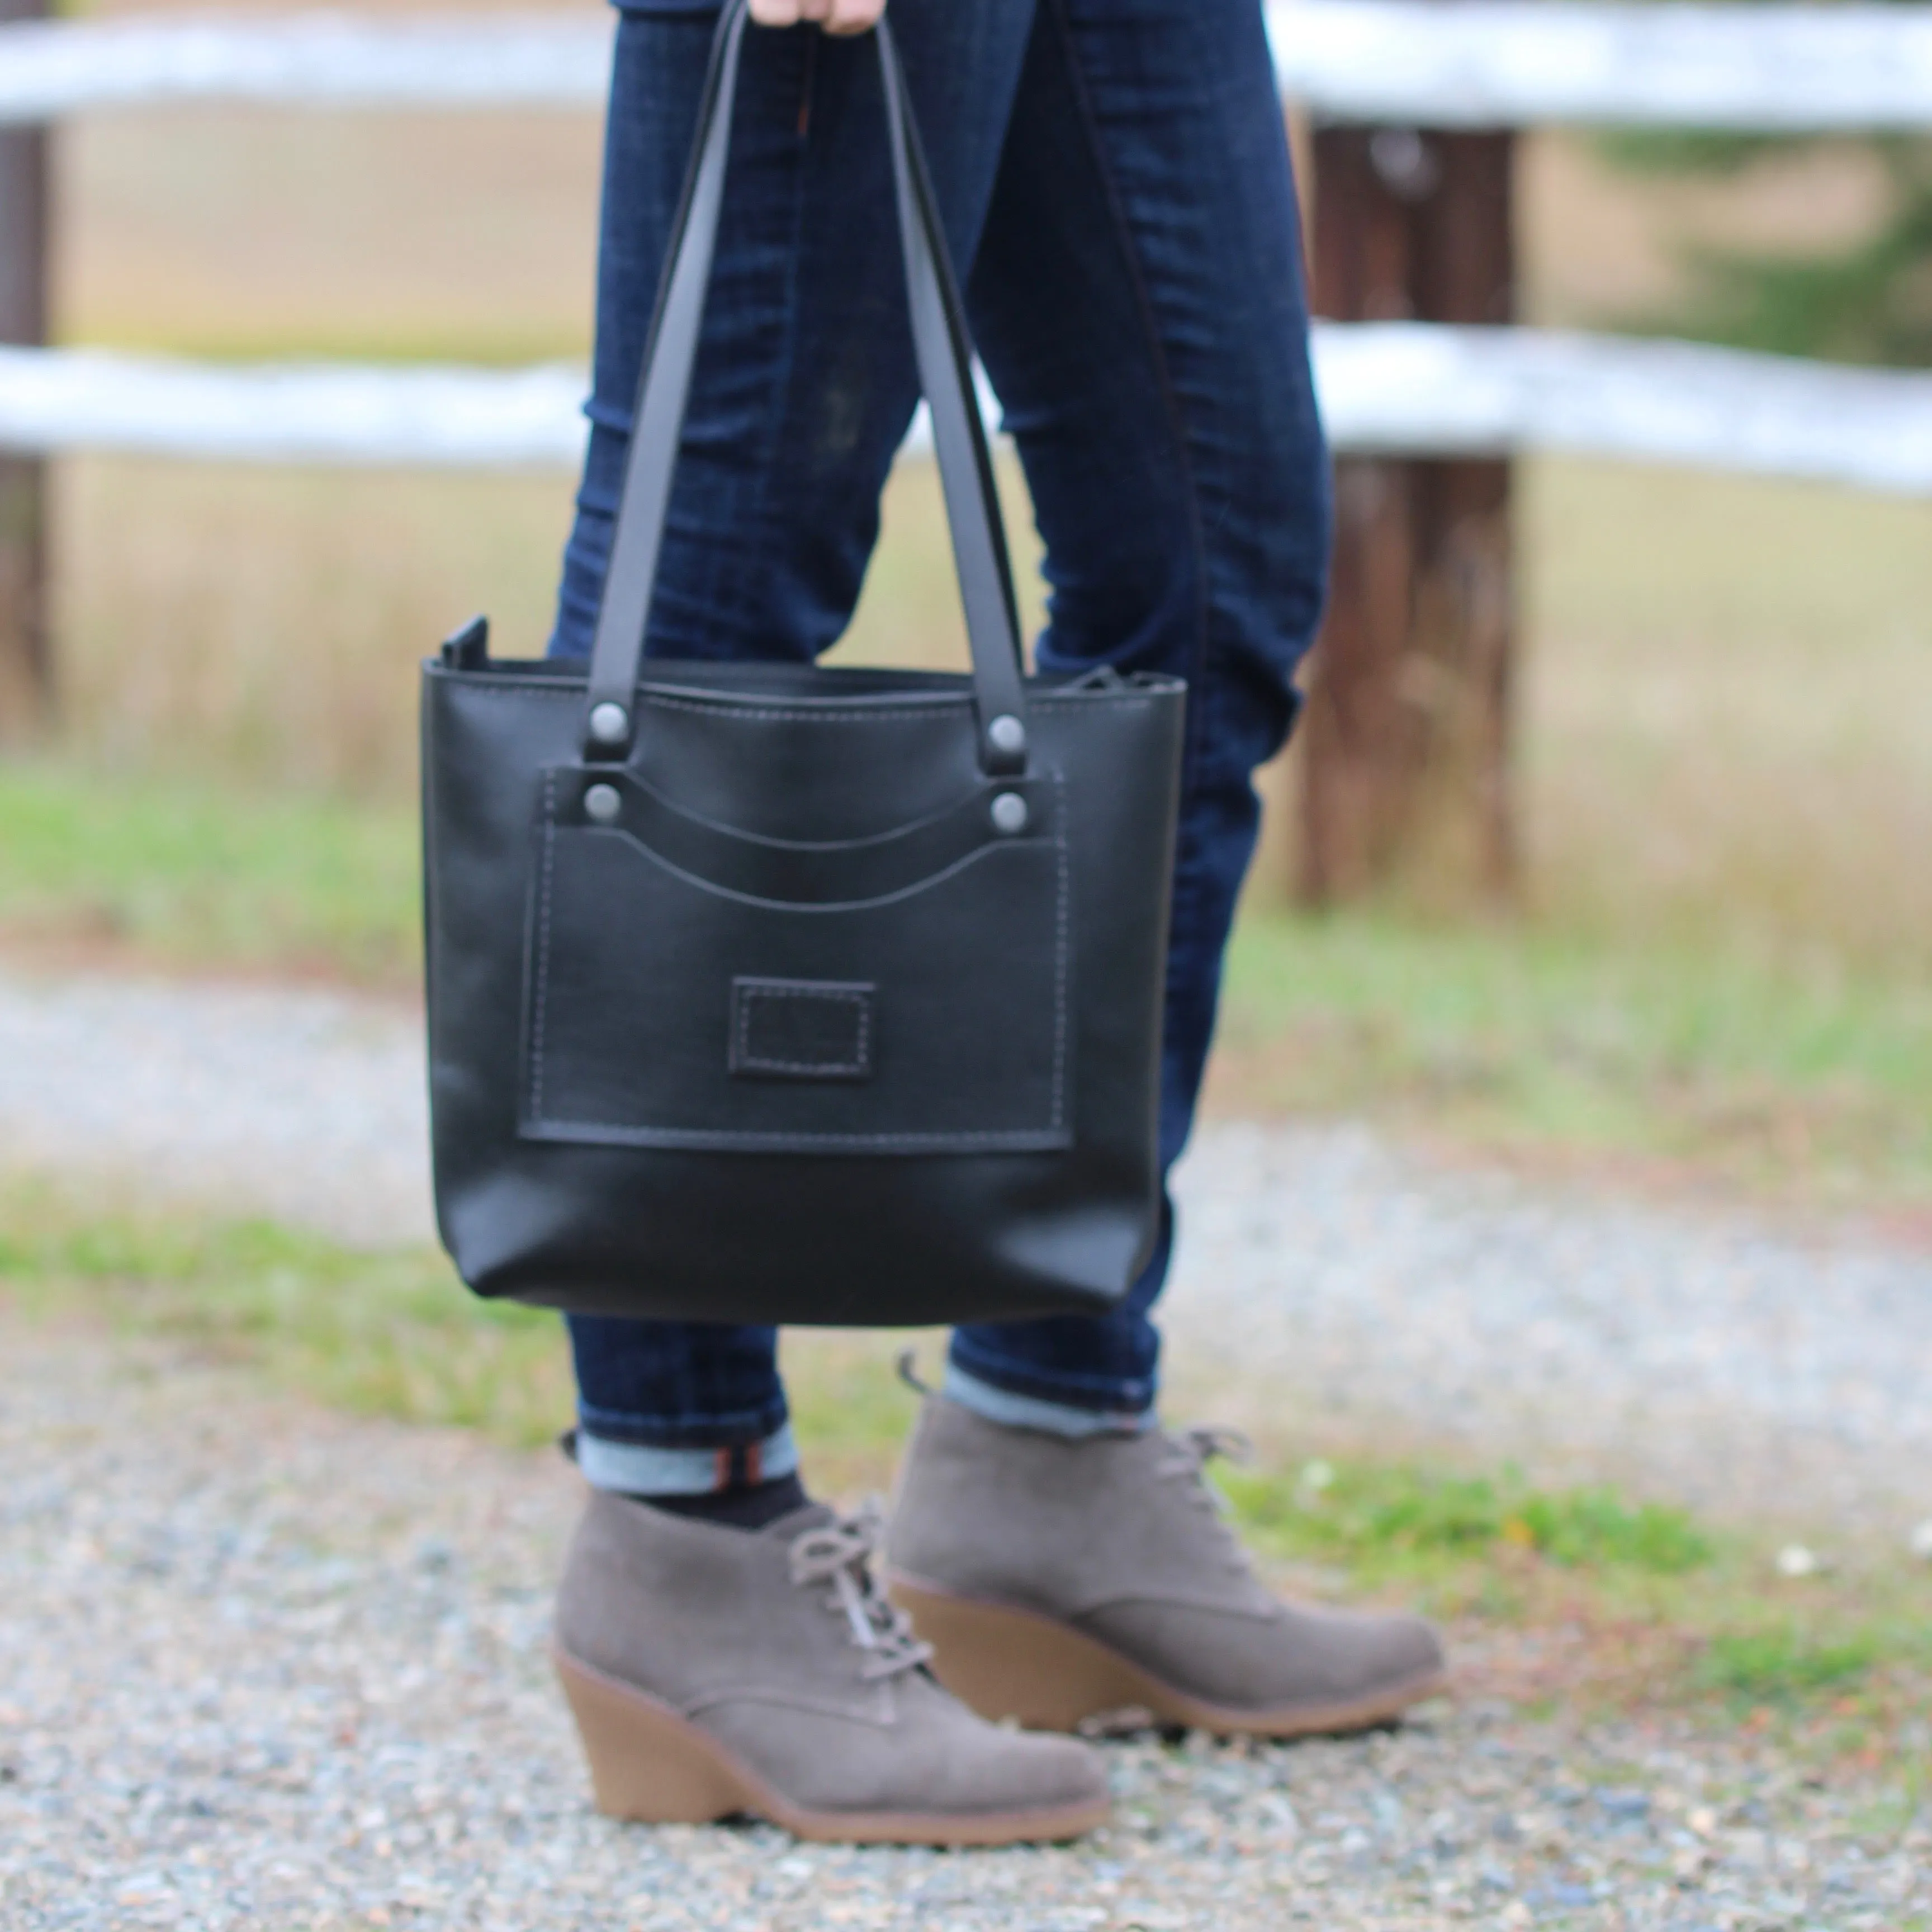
[943,1365,1153,1437]
[573,1396,790,1453]
[577,1422,799,1496]
[944,1336,1158,1420]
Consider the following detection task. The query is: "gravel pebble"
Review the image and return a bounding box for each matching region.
[4,1316,1929,1932]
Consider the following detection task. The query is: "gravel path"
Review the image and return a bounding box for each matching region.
[0,972,430,1248]
[1162,1126,1932,1531]
[3,967,1929,1530]
[4,1315,1929,1932]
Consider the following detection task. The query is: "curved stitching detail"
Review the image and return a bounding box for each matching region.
[528,771,558,1121]
[434,678,1159,720]
[520,782,1072,1146]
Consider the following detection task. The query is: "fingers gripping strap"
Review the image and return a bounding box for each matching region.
[581,0,1029,768]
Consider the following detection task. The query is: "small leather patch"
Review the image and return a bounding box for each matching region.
[730,978,875,1082]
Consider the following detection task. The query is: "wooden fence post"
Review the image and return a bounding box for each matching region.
[1299,121,1518,905]
[0,0,53,742]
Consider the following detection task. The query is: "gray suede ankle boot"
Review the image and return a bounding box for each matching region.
[884,1395,1450,1737]
[552,1489,1109,1844]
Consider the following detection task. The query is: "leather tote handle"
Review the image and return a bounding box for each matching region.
[581,0,1031,775]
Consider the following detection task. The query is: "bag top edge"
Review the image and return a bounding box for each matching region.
[422,658,1186,703]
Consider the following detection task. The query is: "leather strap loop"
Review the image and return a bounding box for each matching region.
[582,0,1030,770]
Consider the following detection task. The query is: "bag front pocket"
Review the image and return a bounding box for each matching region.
[520,765,1071,1152]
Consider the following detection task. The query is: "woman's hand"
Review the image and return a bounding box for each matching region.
[749,0,886,34]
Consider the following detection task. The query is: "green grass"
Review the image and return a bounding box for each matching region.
[1695,1625,1881,1708]
[0,1185,569,1445]
[0,759,420,982]
[1213,1443,1931,1753]
[1215,1456,1715,1583]
[0,1174,934,1479]
[1216,907,1932,1207]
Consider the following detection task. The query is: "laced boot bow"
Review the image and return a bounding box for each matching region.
[1155,1424,1262,1581]
[789,1503,934,1684]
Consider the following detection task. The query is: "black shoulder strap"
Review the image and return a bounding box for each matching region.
[580,0,1030,776]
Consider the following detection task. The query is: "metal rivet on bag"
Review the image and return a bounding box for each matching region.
[584,784,621,826]
[990,792,1029,836]
[588,702,629,746]
[986,713,1026,758]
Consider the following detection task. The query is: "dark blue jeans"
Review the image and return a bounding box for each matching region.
[551,0,1330,1449]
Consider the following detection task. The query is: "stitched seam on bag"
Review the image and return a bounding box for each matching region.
[1052,768,1068,1131]
[444,680,1156,719]
[529,773,557,1121]
[733,984,871,1078]
[442,685,963,722]
[525,1123,1067,1148]
[632,697,1158,723]
[523,794,1072,1144]
[639,699,977,724]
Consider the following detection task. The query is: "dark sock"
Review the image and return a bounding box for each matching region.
[638,1471,810,1531]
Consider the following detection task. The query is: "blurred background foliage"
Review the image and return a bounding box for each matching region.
[1599,125,1932,366]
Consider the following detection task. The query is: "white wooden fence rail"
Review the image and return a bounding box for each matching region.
[1265,1,1932,131]
[6,5,1932,131]
[3,7,1932,490]
[9,330,1932,494]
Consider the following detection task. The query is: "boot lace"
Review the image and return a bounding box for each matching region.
[1155,1425,1257,1578]
[788,1502,933,1683]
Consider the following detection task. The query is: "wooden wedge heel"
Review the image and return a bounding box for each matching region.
[884,1580,1154,1732]
[553,1646,1109,1845]
[889,1578,1452,1737]
[554,1649,752,1827]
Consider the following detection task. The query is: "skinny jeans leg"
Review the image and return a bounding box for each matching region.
[550,0,1327,1452]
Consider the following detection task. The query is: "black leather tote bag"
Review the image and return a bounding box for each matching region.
[421,0,1185,1326]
